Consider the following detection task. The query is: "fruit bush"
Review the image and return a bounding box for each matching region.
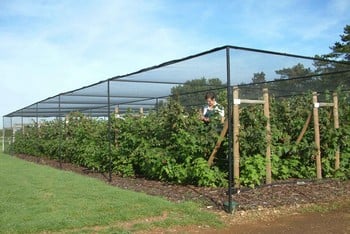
[10,91,350,187]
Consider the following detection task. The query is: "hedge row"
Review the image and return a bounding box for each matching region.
[11,92,350,187]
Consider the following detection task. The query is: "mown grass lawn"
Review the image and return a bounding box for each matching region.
[0,153,222,233]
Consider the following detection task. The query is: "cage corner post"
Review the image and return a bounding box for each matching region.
[107,80,112,182]
[226,46,234,213]
[58,95,62,169]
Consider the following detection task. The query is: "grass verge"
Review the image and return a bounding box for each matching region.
[0,153,222,233]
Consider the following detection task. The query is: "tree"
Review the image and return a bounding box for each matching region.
[313,25,350,91]
[268,63,315,96]
[275,63,313,79]
[251,72,266,83]
[329,25,350,61]
[170,77,225,111]
[320,25,350,62]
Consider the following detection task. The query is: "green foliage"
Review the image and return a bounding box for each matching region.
[112,101,227,186]
[239,154,266,188]
[10,88,350,188]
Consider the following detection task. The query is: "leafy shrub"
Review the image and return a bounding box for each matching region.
[10,90,350,187]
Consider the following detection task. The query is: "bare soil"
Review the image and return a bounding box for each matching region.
[14,154,350,233]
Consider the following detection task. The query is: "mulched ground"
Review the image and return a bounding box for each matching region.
[15,154,350,212]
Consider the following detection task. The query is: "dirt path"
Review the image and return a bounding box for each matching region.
[206,201,350,234]
[232,211,349,234]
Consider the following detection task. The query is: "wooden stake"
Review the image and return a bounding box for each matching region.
[114,107,119,118]
[140,107,144,117]
[263,88,272,184]
[208,119,228,166]
[233,86,240,188]
[313,92,322,179]
[333,93,340,170]
[296,111,312,144]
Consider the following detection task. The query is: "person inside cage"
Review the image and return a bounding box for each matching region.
[201,92,225,124]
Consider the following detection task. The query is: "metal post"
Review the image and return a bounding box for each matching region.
[156,98,159,114]
[21,114,24,134]
[36,104,39,155]
[9,117,13,155]
[226,47,234,213]
[107,81,112,182]
[36,104,39,126]
[1,118,3,152]
[58,95,62,168]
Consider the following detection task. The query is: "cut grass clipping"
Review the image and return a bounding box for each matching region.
[0,153,222,233]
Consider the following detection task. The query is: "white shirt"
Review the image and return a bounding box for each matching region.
[203,102,224,118]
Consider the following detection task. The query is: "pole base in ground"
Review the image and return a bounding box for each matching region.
[224,201,238,213]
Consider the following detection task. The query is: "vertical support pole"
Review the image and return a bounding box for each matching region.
[263,88,272,184]
[312,92,322,179]
[2,118,4,152]
[156,98,159,114]
[36,104,39,155]
[36,104,39,126]
[58,95,62,168]
[21,115,24,134]
[140,107,144,117]
[226,47,234,213]
[333,92,340,170]
[233,86,240,188]
[114,107,119,148]
[107,81,112,182]
[114,107,119,117]
[10,117,13,144]
[10,117,13,155]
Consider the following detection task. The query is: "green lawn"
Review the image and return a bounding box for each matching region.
[0,153,222,233]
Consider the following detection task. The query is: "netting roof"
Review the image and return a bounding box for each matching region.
[4,45,350,118]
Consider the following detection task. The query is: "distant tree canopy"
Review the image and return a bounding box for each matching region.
[275,63,313,80]
[251,72,266,83]
[170,77,225,111]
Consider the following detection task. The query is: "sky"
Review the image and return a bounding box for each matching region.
[1,0,350,127]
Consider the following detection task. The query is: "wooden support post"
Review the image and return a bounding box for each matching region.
[233,86,240,188]
[333,93,340,170]
[140,107,144,117]
[263,88,272,184]
[114,107,119,118]
[313,92,322,179]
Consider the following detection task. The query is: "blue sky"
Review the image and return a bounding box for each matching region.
[1,0,350,127]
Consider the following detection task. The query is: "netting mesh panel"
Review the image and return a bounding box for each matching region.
[4,45,350,119]
[114,48,227,84]
[229,47,350,100]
